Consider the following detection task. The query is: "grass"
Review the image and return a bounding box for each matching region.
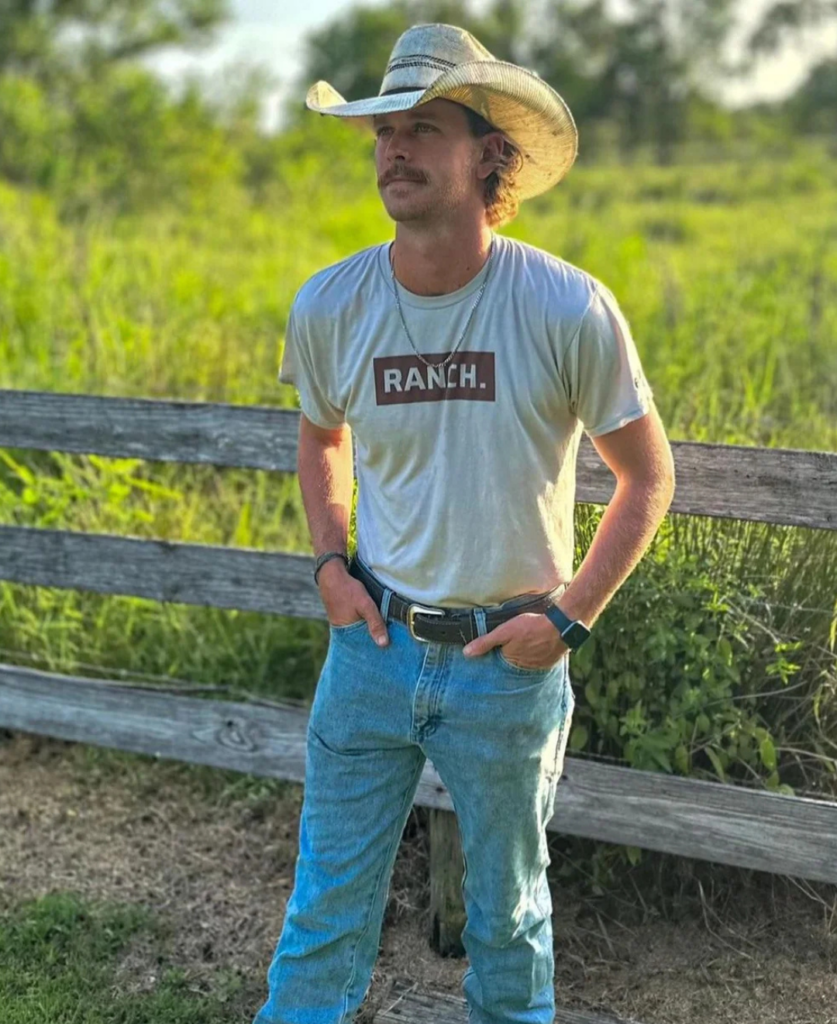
[0,131,835,805]
[1,134,836,448]
[0,891,244,1023]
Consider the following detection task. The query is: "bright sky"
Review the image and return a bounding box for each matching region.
[142,0,836,131]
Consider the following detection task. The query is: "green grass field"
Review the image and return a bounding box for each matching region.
[3,134,835,446]
[0,891,241,1023]
[1,134,835,806]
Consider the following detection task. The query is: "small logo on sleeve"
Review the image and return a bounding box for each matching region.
[374,351,495,405]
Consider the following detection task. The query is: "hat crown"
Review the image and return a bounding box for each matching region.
[379,23,494,96]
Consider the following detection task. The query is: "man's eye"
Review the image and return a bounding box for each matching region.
[375,123,434,138]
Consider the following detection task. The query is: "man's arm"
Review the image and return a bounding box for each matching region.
[462,404,674,662]
[557,403,676,629]
[297,412,354,574]
[297,413,390,643]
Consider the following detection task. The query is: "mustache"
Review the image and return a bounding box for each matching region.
[379,168,427,187]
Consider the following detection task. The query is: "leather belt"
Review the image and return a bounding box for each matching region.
[348,555,566,645]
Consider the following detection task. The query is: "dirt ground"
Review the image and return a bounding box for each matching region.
[1,731,835,1024]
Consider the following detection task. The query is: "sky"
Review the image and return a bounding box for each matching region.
[142,0,837,131]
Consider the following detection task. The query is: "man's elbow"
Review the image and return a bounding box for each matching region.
[620,453,676,514]
[657,444,676,506]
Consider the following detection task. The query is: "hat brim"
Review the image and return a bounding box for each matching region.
[306,83,428,118]
[305,60,578,199]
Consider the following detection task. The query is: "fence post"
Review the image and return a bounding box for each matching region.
[428,808,467,956]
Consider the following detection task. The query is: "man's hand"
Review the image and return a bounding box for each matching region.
[462,612,568,668]
[317,560,390,647]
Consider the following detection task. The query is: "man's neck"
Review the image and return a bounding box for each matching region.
[390,222,494,297]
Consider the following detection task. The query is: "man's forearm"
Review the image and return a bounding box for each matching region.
[557,477,674,628]
[297,431,355,559]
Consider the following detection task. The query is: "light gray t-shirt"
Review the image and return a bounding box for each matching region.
[280,232,654,608]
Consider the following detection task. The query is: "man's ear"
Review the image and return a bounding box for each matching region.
[476,132,507,181]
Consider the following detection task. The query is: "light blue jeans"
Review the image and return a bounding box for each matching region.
[253,561,575,1024]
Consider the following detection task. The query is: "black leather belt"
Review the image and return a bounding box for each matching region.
[348,555,566,645]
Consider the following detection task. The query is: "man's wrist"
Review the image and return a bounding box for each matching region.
[313,550,349,585]
[544,601,592,651]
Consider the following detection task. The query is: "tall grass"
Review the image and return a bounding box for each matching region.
[0,129,835,824]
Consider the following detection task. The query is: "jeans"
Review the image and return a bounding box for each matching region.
[253,561,575,1024]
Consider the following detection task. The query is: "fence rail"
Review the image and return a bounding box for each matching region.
[1,661,835,885]
[1,389,835,527]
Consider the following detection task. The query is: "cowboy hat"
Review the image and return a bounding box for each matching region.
[305,22,578,200]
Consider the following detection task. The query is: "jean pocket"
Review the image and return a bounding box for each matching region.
[493,645,565,676]
[329,618,367,636]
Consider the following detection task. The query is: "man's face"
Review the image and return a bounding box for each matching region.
[373,99,498,224]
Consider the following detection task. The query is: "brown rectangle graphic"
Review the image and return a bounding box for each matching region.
[374,351,495,405]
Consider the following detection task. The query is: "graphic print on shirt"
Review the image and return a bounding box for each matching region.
[373,351,495,405]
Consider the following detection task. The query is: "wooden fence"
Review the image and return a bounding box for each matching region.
[1,388,836,959]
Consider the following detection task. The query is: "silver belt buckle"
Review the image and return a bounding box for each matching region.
[407,603,446,642]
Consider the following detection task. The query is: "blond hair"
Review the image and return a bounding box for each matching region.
[459,103,524,228]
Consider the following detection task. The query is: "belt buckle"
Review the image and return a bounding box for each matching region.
[407,603,446,642]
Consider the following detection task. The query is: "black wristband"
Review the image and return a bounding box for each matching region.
[313,551,349,585]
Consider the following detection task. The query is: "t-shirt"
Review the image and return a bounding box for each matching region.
[279,231,654,608]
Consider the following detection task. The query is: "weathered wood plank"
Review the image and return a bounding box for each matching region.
[549,755,837,883]
[2,390,836,527]
[0,389,300,472]
[375,981,642,1024]
[1,664,836,885]
[0,662,311,781]
[0,526,326,619]
[576,437,836,529]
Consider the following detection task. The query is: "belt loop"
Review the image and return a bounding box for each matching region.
[473,608,488,637]
[380,587,393,623]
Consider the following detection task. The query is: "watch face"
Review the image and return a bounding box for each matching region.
[562,621,591,649]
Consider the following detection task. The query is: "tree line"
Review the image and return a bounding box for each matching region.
[0,0,834,215]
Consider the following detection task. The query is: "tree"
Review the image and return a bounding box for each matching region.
[294,0,836,160]
[293,0,743,159]
[0,0,230,80]
[744,1,837,142]
[0,0,235,210]
[747,0,837,58]
[530,0,741,161]
[785,57,837,134]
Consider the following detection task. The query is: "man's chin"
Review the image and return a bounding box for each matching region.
[381,197,435,223]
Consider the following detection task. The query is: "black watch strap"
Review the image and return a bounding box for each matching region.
[313,550,349,585]
[544,601,592,651]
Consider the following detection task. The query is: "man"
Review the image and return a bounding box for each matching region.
[253,22,675,1024]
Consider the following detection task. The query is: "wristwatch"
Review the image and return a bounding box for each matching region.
[544,601,592,651]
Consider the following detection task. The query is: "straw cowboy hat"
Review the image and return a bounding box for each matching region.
[305,22,578,200]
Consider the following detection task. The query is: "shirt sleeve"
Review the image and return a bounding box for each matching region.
[563,283,654,438]
[279,301,346,430]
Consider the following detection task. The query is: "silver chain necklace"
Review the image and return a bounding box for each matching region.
[389,237,496,370]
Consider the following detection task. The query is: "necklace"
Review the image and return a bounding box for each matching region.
[389,237,496,370]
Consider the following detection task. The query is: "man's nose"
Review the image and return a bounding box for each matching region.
[383,130,412,160]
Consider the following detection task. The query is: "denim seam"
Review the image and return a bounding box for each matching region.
[339,754,427,1020]
[409,642,434,743]
[549,672,573,780]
